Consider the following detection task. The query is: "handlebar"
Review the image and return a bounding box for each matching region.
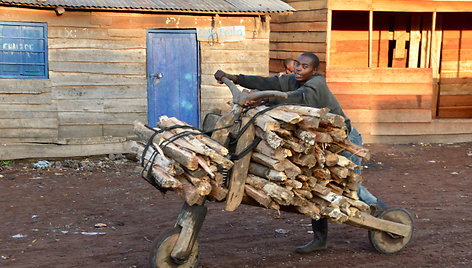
[220,77,288,106]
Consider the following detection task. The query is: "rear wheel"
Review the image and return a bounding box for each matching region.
[149,228,200,268]
[368,207,414,254]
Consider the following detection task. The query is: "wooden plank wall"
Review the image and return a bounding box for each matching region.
[326,67,435,143]
[329,11,369,67]
[0,7,270,159]
[199,16,270,116]
[438,13,472,118]
[330,11,434,69]
[327,10,472,142]
[327,65,472,143]
[270,0,328,74]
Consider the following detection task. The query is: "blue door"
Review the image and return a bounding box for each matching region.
[147,30,200,127]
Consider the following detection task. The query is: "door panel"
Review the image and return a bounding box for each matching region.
[147,30,199,127]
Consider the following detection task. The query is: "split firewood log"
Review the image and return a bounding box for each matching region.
[248,162,287,182]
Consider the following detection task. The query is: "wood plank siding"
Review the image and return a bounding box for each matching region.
[438,13,472,118]
[270,0,328,73]
[270,0,472,144]
[0,6,271,159]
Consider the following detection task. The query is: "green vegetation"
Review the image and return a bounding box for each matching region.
[1,160,14,166]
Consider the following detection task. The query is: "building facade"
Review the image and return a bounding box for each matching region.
[271,0,472,143]
[0,0,293,159]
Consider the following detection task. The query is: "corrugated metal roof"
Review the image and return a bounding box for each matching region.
[0,0,295,13]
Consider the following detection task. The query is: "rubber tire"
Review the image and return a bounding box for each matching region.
[369,207,415,254]
[149,228,200,268]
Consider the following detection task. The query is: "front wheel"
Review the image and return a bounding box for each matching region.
[149,228,200,268]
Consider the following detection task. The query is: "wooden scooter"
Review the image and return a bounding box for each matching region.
[148,78,414,268]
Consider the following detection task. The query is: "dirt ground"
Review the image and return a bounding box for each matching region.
[1,142,471,268]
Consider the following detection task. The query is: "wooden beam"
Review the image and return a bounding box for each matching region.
[409,15,421,68]
[225,116,255,211]
[392,14,408,67]
[346,212,412,237]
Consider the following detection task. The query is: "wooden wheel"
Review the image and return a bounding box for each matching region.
[368,207,414,254]
[149,228,199,268]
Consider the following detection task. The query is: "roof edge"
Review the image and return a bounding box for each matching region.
[0,1,295,14]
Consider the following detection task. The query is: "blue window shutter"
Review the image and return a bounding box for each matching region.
[0,21,48,79]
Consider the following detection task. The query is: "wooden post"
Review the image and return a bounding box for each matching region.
[171,202,207,262]
[409,15,421,68]
[420,14,431,68]
[369,10,373,68]
[225,116,255,211]
[392,14,408,67]
[427,12,437,68]
[430,12,443,119]
[326,9,332,68]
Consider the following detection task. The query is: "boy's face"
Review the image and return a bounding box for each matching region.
[294,55,316,83]
[285,61,295,73]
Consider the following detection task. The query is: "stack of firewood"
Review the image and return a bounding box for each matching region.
[131,105,372,223]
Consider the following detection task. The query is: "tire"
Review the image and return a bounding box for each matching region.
[149,228,200,268]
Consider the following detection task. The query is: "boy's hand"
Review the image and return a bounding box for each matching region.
[214,70,236,84]
[214,70,227,84]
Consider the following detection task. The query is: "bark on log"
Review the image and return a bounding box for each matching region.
[255,106,302,124]
[312,168,331,181]
[248,162,287,182]
[282,137,306,153]
[295,129,317,146]
[281,159,302,179]
[129,141,175,175]
[297,115,321,130]
[334,139,371,160]
[159,116,233,170]
[251,152,285,171]
[246,108,280,131]
[140,165,182,189]
[176,176,205,206]
[244,184,277,209]
[325,151,339,167]
[290,153,317,168]
[273,128,292,139]
[246,174,294,206]
[208,179,228,201]
[313,130,334,143]
[329,128,348,142]
[283,179,303,189]
[328,166,349,179]
[163,116,229,156]
[184,174,212,196]
[255,127,283,149]
[279,105,329,118]
[254,139,291,160]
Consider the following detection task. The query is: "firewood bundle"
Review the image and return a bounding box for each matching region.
[131,105,372,224]
[131,117,233,206]
[242,105,371,223]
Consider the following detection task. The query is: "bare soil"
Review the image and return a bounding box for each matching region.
[1,143,471,268]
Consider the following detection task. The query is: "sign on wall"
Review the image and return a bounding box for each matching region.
[197,26,245,42]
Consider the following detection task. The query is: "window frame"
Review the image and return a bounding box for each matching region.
[0,21,48,79]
